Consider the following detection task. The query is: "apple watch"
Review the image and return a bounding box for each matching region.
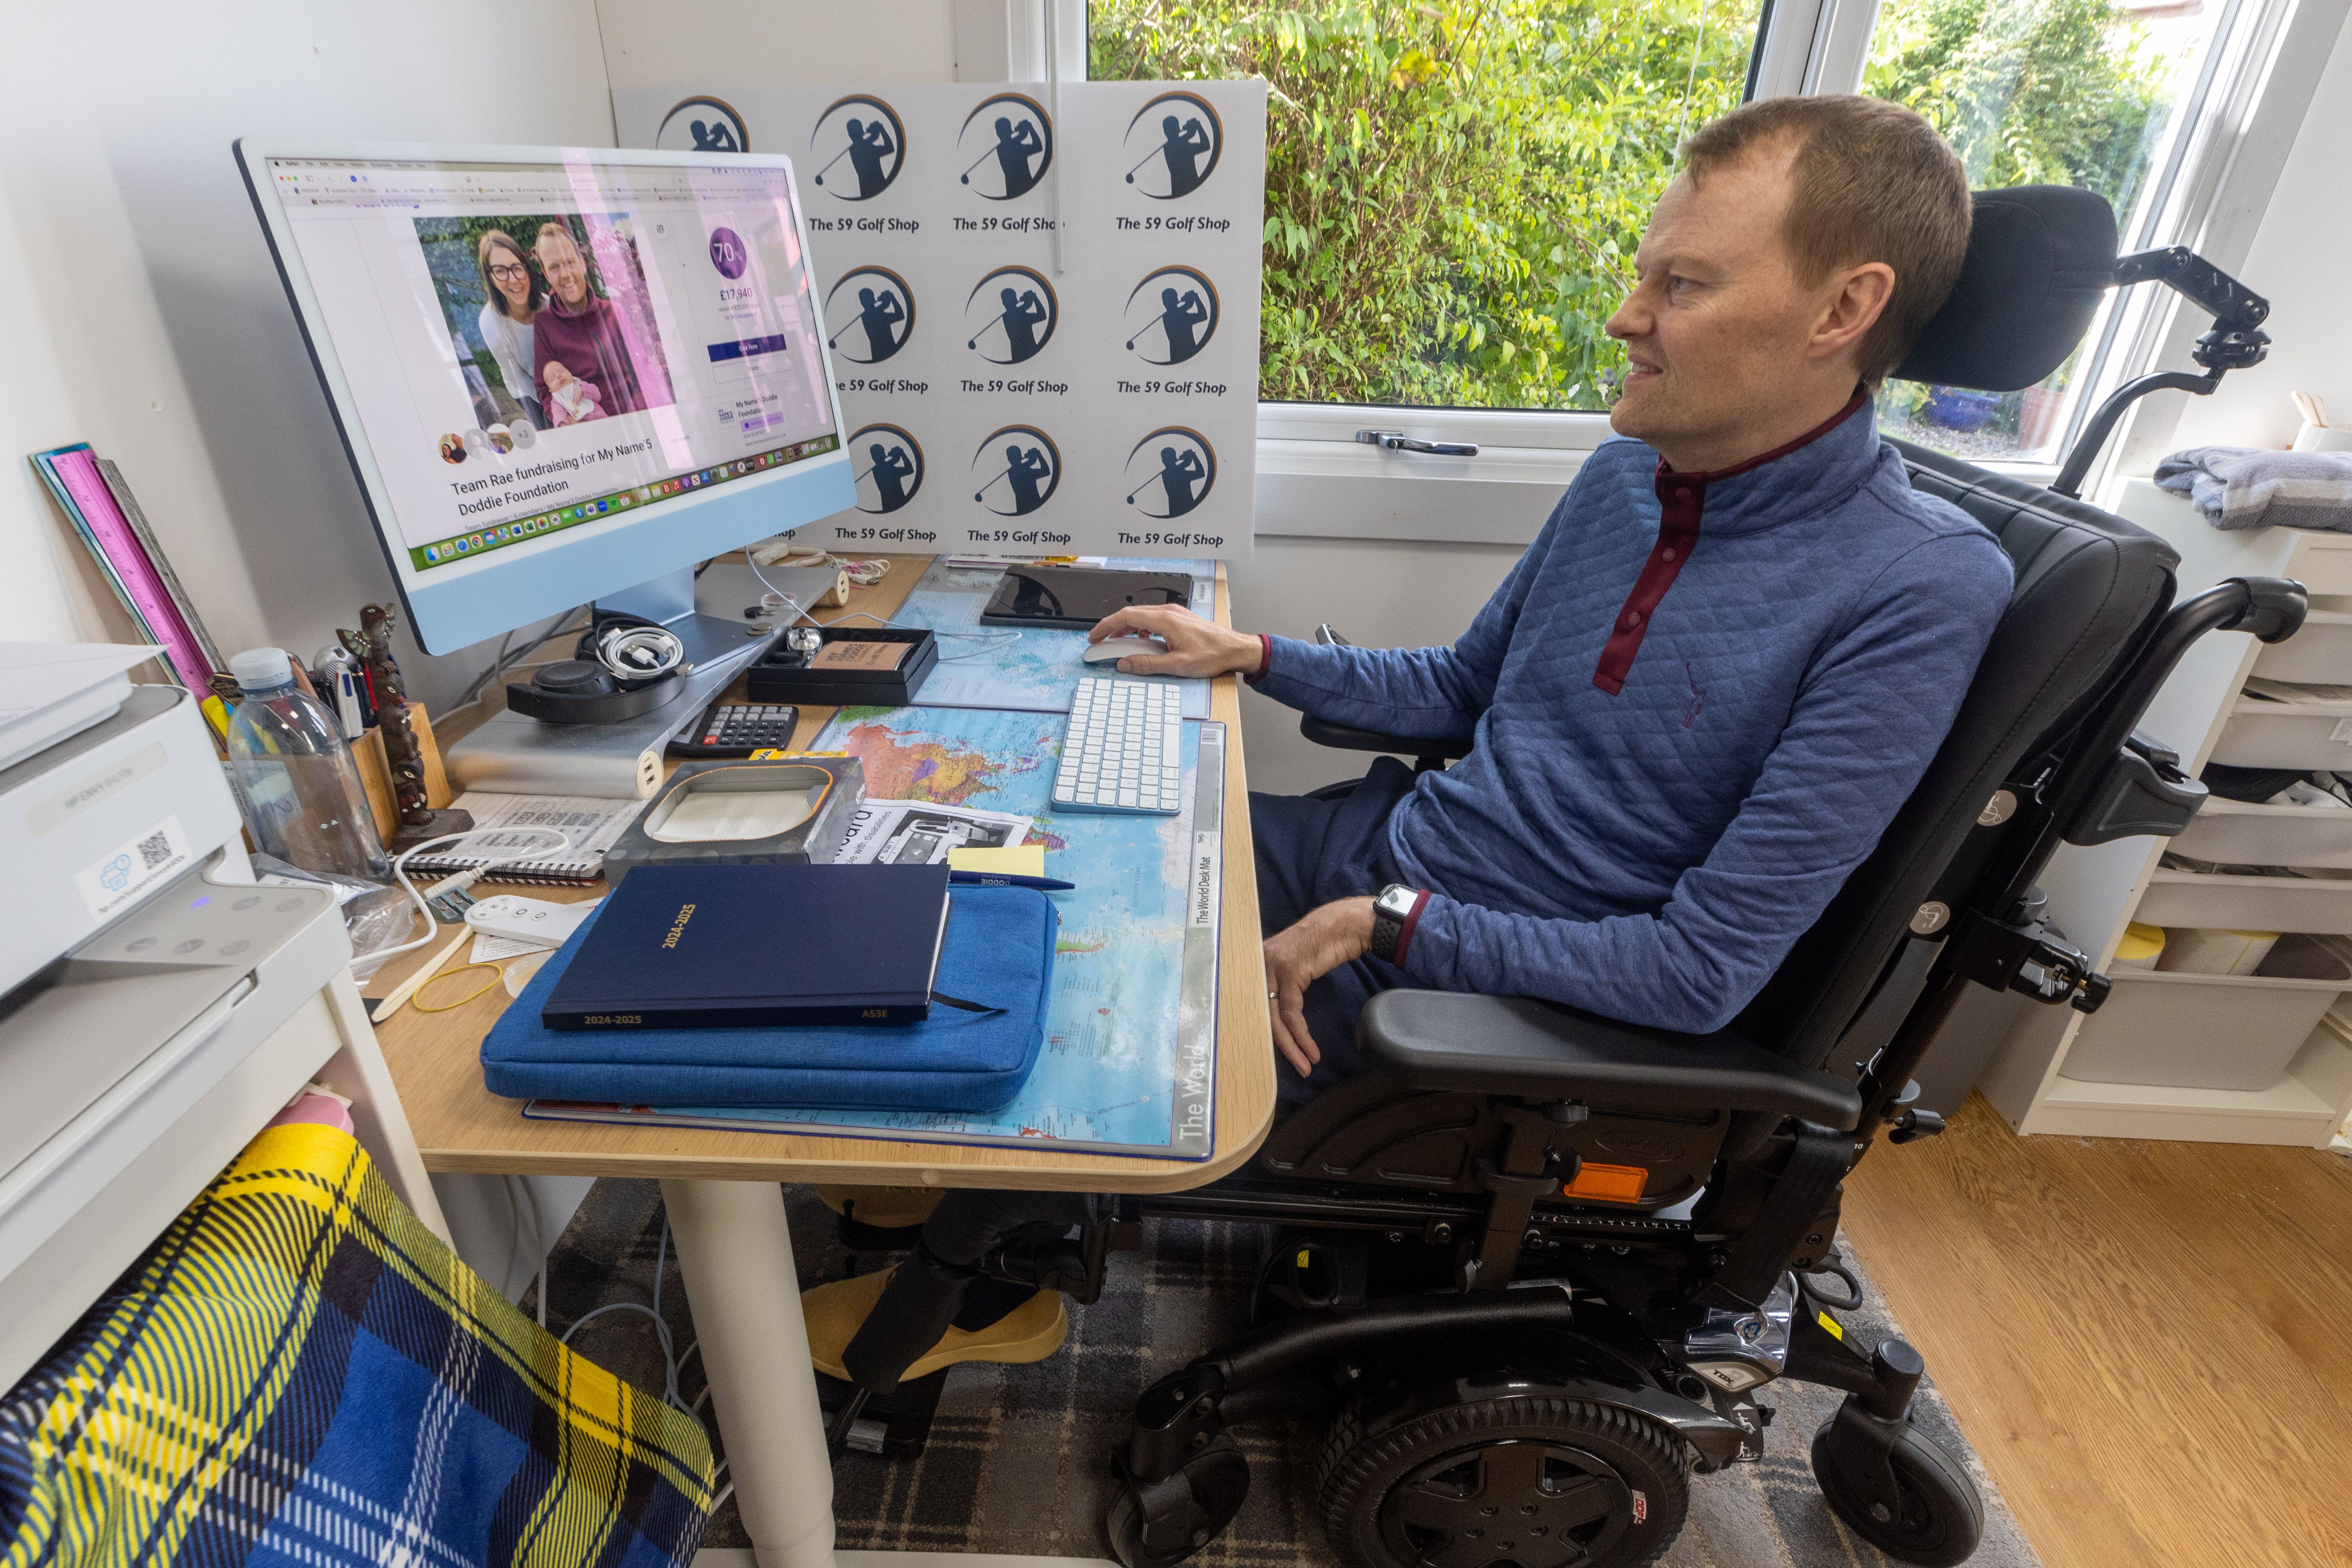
[1369,883,1426,966]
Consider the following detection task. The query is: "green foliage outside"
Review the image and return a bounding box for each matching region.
[1092,0,2175,415]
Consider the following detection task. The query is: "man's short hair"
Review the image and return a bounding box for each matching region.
[1681,96,1971,389]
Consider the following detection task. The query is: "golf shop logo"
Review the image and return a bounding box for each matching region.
[655,95,749,153]
[808,94,906,201]
[1121,92,1223,199]
[708,227,748,279]
[851,424,924,514]
[1123,266,1219,365]
[1124,427,1215,519]
[972,425,1061,516]
[956,93,1052,200]
[965,266,1057,365]
[826,267,916,364]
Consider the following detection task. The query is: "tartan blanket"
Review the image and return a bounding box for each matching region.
[0,1123,714,1568]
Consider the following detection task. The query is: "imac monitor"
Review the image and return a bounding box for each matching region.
[235,140,853,656]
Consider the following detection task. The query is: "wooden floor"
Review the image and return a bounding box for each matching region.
[1844,1094,2352,1568]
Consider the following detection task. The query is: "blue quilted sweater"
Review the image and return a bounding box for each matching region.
[1252,403,2012,1033]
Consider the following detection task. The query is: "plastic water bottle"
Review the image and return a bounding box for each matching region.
[226,647,390,881]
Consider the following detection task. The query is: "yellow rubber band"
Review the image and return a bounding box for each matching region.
[412,961,507,1012]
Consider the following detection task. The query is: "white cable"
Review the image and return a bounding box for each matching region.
[743,555,1022,663]
[367,824,574,965]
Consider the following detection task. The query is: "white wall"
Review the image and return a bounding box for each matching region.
[0,0,616,715]
[2164,5,2352,453]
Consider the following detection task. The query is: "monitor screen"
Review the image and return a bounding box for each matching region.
[239,143,851,653]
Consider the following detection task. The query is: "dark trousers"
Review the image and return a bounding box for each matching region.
[1249,757,1418,1103]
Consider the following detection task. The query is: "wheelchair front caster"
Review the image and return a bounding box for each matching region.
[1316,1393,1690,1568]
[1105,1436,1251,1568]
[1810,1406,1983,1567]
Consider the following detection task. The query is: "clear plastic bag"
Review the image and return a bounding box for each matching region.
[248,853,421,983]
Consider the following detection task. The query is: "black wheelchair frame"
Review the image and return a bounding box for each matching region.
[814,188,2301,1568]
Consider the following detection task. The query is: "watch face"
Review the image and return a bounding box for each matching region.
[1377,885,1417,916]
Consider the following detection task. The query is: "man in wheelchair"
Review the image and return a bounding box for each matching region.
[808,90,2297,1568]
[1091,94,2011,1099]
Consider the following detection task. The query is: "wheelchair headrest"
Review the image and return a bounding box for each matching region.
[1893,185,2119,393]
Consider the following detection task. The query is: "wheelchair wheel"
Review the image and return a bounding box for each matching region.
[1810,1417,1982,1568]
[1317,1394,1689,1568]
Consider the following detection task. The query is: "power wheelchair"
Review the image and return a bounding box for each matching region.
[814,185,2302,1568]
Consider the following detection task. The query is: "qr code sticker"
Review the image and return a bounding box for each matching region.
[136,829,174,869]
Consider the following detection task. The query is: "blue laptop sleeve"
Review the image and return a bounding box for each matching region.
[480,883,1056,1112]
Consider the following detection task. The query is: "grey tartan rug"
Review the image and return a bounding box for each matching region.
[533,1182,2041,1567]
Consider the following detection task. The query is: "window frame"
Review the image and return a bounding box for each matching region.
[1168,0,2352,531]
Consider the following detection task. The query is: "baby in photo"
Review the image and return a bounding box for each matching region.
[542,359,606,425]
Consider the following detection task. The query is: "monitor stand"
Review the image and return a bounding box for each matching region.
[442,566,780,800]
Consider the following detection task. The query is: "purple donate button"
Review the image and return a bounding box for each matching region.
[709,227,748,278]
[708,334,793,363]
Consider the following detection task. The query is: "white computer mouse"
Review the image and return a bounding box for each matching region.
[1083,634,1169,666]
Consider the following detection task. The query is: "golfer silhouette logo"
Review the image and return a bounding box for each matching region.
[824,267,916,365]
[1122,427,1216,519]
[808,94,907,200]
[963,267,1057,365]
[971,426,1061,516]
[1122,266,1219,365]
[850,424,924,515]
[956,93,1052,200]
[655,95,751,153]
[1120,92,1223,199]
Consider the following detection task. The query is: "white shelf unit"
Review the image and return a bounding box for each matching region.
[1977,480,2352,1146]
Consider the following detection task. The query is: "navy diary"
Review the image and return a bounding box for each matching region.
[540,862,952,1030]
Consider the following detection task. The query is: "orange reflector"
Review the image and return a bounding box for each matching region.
[1561,1162,1647,1203]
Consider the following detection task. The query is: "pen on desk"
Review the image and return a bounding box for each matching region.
[948,870,1076,891]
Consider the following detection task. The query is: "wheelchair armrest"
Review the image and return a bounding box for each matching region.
[1357,990,1862,1131]
[1299,715,1474,762]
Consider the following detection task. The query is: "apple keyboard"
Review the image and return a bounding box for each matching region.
[1052,677,1183,815]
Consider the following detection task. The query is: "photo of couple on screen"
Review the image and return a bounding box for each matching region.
[417,212,675,436]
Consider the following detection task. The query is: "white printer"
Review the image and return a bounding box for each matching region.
[0,646,440,1387]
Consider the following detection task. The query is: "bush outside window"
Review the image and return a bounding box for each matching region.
[1091,0,2231,445]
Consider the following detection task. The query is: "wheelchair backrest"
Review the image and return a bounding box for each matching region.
[1731,442,2177,1071]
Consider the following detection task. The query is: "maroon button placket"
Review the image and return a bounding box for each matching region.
[1590,387,1869,696]
[1592,476,1701,695]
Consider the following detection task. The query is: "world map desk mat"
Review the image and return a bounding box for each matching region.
[877,556,1215,718]
[526,705,1224,1159]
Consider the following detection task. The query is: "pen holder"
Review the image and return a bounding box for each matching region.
[745,627,938,706]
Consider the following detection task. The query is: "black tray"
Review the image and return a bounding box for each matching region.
[746,627,938,707]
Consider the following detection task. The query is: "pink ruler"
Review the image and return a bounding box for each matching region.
[47,447,216,691]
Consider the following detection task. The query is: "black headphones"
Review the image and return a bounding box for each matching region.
[530,613,686,697]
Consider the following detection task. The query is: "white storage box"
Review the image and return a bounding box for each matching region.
[2253,608,2352,684]
[2173,797,2352,868]
[2137,868,2352,934]
[2062,933,2352,1091]
[2209,695,2352,770]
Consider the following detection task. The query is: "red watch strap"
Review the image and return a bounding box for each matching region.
[1391,889,1431,968]
[1254,633,1273,680]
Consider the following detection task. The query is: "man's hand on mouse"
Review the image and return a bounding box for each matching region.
[1088,604,1264,677]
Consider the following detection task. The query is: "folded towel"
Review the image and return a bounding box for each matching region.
[2154,445,2352,530]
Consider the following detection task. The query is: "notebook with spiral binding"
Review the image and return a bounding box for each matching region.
[396,791,645,885]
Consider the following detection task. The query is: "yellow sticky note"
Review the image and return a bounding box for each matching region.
[948,844,1046,876]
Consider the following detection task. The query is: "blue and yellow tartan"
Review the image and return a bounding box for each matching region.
[0,1123,715,1568]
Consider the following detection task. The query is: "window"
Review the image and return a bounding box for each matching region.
[1089,0,1767,411]
[1866,0,2240,465]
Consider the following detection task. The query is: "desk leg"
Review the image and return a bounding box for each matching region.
[663,1177,836,1568]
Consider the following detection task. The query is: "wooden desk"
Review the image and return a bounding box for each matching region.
[368,554,1272,1568]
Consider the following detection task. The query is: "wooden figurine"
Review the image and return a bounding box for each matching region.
[341,603,472,852]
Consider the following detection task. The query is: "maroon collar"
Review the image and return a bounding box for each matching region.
[1655,385,1870,488]
[1593,386,1869,697]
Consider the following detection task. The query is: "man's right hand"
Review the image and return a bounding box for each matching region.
[1088,604,1265,678]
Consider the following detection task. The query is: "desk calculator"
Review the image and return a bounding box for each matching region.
[666,699,802,759]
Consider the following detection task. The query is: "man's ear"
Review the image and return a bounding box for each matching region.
[1810,262,1896,365]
